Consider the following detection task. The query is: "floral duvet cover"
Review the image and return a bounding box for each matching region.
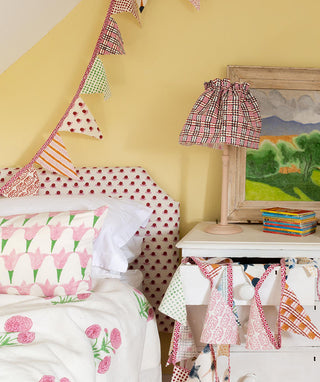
[0,278,160,382]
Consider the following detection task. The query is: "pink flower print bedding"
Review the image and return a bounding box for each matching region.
[0,278,160,381]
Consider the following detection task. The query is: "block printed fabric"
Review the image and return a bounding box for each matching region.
[0,206,108,297]
[0,167,40,198]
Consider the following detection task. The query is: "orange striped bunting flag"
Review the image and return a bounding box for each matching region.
[35,133,78,180]
[280,283,320,340]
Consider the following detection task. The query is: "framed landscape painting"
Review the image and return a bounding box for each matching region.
[227,65,320,222]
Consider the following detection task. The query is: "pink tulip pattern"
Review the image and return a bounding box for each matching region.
[23,213,38,226]
[4,250,22,283]
[0,217,9,226]
[93,206,108,228]
[38,280,58,297]
[0,315,35,347]
[48,222,65,252]
[24,224,42,252]
[29,249,47,282]
[72,224,91,252]
[46,212,60,225]
[78,249,91,279]
[53,249,72,282]
[85,324,122,374]
[1,225,17,253]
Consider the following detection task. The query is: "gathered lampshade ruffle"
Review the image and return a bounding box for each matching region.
[179,78,262,149]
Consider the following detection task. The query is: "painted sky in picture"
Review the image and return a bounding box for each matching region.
[251,89,320,136]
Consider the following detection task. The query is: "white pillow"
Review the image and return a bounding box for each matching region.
[0,195,152,273]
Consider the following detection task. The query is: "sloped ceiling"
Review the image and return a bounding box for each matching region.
[0,0,82,75]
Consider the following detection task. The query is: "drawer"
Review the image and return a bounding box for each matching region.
[187,303,320,349]
[181,263,316,305]
[230,348,320,381]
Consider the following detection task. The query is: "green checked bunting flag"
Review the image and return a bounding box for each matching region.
[81,57,111,100]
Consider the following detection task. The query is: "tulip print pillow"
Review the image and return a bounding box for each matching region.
[0,206,108,297]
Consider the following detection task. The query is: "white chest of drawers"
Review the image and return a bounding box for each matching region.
[177,222,320,381]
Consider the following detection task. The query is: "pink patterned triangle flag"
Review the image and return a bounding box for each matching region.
[188,0,200,10]
[246,298,275,350]
[200,286,240,345]
[0,167,40,198]
[59,97,103,140]
[35,133,79,180]
[111,0,140,22]
[98,17,125,55]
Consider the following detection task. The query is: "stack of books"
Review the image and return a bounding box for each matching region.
[261,207,317,236]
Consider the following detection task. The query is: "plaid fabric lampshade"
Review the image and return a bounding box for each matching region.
[179,78,261,149]
[179,78,262,234]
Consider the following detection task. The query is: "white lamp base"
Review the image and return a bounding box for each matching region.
[205,223,243,235]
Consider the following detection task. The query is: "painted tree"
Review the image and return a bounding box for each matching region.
[293,131,320,180]
[246,140,279,178]
[277,140,297,168]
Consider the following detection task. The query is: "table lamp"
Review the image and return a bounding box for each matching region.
[179,78,262,234]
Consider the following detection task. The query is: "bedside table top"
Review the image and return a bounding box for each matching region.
[177,222,320,258]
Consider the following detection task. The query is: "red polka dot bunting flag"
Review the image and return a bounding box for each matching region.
[59,97,103,140]
[111,0,140,22]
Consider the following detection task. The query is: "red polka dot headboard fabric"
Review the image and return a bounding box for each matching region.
[0,167,180,332]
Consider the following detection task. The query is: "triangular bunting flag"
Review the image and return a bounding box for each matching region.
[159,267,187,325]
[81,57,111,100]
[136,0,148,12]
[246,298,275,350]
[200,286,240,345]
[280,283,320,340]
[188,0,200,10]
[98,17,125,55]
[0,167,40,198]
[111,0,140,22]
[35,133,79,180]
[59,97,103,140]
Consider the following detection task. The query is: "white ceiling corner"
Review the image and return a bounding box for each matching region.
[0,0,82,75]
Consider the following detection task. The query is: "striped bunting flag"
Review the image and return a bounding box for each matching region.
[35,133,78,180]
[81,57,111,100]
[111,0,140,22]
[98,17,125,55]
[280,283,320,340]
[59,97,103,139]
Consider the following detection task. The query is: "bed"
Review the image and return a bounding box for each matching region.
[0,166,180,382]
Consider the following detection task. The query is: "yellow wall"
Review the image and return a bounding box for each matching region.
[1,0,320,374]
[1,0,320,238]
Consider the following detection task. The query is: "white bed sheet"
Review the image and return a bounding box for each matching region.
[0,277,161,382]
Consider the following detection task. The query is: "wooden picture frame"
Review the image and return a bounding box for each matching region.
[226,65,320,223]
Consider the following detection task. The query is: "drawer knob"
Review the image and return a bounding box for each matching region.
[238,284,255,300]
[242,373,256,382]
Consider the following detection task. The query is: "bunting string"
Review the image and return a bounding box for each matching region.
[0,0,200,197]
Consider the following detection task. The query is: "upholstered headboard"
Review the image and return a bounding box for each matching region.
[0,166,180,332]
